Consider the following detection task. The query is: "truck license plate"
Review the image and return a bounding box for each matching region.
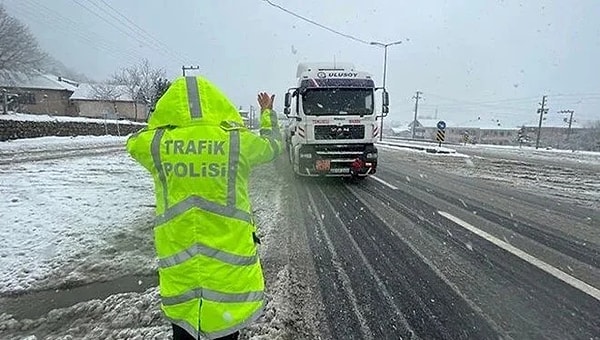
[315,159,331,171]
[330,168,349,174]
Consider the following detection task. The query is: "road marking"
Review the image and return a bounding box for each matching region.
[371,175,398,190]
[438,211,600,302]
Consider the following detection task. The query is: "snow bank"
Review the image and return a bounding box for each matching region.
[0,287,170,340]
[457,144,600,166]
[378,140,459,155]
[377,142,468,158]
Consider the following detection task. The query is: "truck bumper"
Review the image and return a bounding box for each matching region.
[294,143,378,177]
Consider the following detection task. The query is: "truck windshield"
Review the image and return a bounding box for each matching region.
[302,88,374,116]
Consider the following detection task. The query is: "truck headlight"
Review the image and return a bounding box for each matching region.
[366,153,378,159]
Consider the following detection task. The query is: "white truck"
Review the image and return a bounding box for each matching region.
[283,62,389,178]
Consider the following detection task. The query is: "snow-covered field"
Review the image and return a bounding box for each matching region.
[0,139,156,293]
[0,136,298,339]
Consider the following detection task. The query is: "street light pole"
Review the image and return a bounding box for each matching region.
[370,40,402,142]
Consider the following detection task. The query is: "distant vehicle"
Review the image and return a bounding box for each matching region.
[282,62,389,178]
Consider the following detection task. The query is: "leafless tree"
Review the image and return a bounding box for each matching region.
[0,5,47,83]
[111,58,165,121]
[90,83,122,118]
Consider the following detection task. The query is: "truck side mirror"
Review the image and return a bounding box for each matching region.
[284,92,291,108]
[382,91,389,106]
[381,90,390,117]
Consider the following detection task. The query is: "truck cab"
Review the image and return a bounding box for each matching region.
[283,62,389,178]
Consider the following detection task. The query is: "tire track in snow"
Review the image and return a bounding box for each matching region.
[322,183,498,339]
[306,187,375,340]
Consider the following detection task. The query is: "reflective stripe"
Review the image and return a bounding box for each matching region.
[162,288,263,306]
[227,131,240,207]
[165,304,264,340]
[204,289,263,303]
[151,129,168,210]
[155,195,252,226]
[186,76,202,119]
[269,109,281,139]
[165,317,199,340]
[268,138,280,161]
[159,242,257,268]
[205,304,264,339]
[259,109,282,161]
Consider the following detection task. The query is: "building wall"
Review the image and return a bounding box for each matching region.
[74,100,147,121]
[5,88,77,116]
[422,127,518,145]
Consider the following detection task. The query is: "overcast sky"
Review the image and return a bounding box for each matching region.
[3,0,600,126]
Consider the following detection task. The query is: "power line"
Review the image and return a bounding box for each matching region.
[21,0,143,61]
[87,0,188,64]
[12,1,141,65]
[95,0,193,62]
[85,0,165,50]
[69,0,183,63]
[261,0,372,45]
[424,93,539,106]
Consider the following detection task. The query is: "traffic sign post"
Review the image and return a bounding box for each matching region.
[436,121,446,147]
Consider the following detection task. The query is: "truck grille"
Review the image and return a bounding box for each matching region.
[314,125,365,140]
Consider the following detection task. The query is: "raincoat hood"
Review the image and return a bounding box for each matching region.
[147,76,244,129]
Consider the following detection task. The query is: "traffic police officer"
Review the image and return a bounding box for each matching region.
[127,76,282,339]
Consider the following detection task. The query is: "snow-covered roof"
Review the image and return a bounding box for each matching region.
[0,71,79,92]
[390,127,407,134]
[417,118,447,128]
[70,83,134,102]
[456,118,519,130]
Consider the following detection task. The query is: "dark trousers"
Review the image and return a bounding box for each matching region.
[172,323,239,340]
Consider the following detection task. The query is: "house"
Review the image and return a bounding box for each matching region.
[456,117,519,145]
[70,84,147,121]
[521,114,586,148]
[0,71,79,116]
[398,117,519,145]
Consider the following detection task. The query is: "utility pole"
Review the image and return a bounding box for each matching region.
[411,91,422,139]
[182,65,200,76]
[558,109,575,141]
[535,95,548,149]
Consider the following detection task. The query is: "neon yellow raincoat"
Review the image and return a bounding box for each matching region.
[126,76,282,339]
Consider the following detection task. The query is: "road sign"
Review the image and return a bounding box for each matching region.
[436,129,446,146]
[436,130,445,141]
[437,121,446,130]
